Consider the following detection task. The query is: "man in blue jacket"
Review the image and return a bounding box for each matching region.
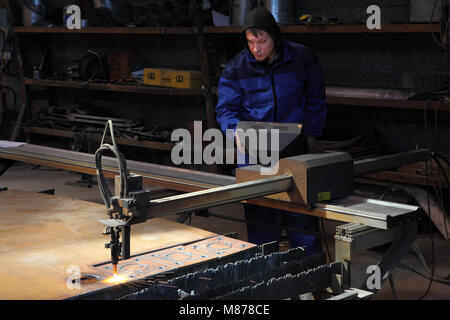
[215,7,327,255]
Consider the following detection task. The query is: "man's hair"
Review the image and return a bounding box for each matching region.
[246,28,270,39]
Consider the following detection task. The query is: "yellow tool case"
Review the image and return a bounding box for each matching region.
[143,68,203,89]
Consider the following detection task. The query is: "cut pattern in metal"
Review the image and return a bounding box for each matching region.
[93,235,255,279]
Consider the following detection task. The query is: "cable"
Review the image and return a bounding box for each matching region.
[95,120,129,209]
[433,152,450,172]
[418,157,436,300]
[430,153,450,218]
[0,85,16,110]
[398,262,450,287]
[0,88,2,127]
[430,153,450,240]
[417,95,436,299]
[426,160,449,249]
[429,0,450,85]
[0,27,5,81]
[0,85,16,139]
[320,217,331,263]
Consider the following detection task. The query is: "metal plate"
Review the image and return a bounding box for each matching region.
[94,236,255,279]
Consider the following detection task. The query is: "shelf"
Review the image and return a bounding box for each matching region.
[362,161,450,188]
[211,24,440,34]
[13,24,440,35]
[25,79,450,111]
[279,24,440,34]
[13,26,196,34]
[22,126,175,151]
[23,78,204,96]
[327,96,450,111]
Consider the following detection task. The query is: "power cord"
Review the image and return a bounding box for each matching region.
[417,97,436,299]
[320,217,332,263]
[429,153,450,237]
[0,85,16,139]
[94,120,129,210]
[418,157,435,300]
[398,262,450,286]
[430,0,450,85]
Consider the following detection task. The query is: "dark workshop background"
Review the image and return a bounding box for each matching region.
[1,0,450,167]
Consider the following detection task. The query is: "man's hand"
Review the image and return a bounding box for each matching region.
[235,130,247,154]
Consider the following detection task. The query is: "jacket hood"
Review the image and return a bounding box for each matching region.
[241,7,282,56]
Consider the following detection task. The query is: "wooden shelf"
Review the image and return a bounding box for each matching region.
[13,26,195,35]
[362,161,450,188]
[22,126,174,151]
[25,79,449,111]
[13,24,440,35]
[23,78,203,96]
[279,23,440,34]
[327,96,450,111]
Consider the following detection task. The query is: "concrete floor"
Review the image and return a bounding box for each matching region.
[2,162,450,300]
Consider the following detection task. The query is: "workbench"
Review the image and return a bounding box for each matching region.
[0,143,423,298]
[0,190,254,300]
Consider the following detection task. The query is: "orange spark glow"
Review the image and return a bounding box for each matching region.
[103,273,129,284]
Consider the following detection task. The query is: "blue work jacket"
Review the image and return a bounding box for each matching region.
[216,40,327,138]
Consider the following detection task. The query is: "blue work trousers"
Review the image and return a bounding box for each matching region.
[244,203,322,255]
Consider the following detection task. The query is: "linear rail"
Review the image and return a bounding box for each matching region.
[0,143,419,229]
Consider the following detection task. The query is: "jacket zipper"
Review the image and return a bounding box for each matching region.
[270,72,278,122]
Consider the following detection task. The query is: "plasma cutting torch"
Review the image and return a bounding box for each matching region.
[95,121,151,273]
[95,121,359,273]
[95,119,425,277]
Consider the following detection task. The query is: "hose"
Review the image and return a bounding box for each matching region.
[95,120,129,209]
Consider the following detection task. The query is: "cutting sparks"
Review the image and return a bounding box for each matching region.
[103,273,128,284]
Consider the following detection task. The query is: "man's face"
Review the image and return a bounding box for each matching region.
[245,29,276,62]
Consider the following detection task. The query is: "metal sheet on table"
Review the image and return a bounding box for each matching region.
[94,236,255,280]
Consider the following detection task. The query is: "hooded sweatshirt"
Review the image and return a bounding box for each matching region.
[241,6,283,58]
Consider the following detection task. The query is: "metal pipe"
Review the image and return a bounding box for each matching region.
[326,86,416,101]
[353,149,429,176]
[264,0,296,24]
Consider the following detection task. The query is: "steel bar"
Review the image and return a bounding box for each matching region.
[146,175,293,217]
[0,143,233,191]
[326,87,415,101]
[353,150,429,176]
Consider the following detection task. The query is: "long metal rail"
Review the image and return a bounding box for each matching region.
[0,143,420,229]
[0,143,233,192]
[147,174,293,217]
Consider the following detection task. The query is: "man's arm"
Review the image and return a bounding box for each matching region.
[215,67,244,137]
